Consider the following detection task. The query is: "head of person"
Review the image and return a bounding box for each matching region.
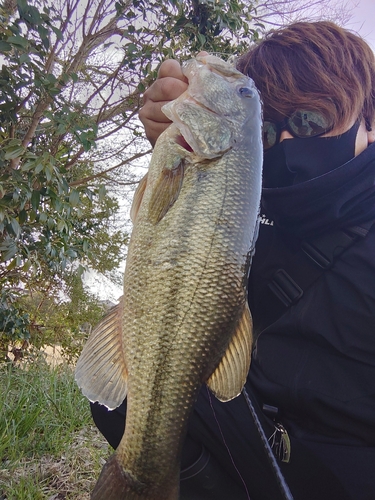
[237,21,375,184]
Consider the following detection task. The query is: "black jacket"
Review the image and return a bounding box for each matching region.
[248,142,375,446]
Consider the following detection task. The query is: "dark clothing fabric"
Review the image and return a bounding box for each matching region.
[261,141,375,237]
[91,142,375,499]
[91,385,358,500]
[248,142,375,446]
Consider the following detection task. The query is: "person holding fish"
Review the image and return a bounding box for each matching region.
[87,21,375,500]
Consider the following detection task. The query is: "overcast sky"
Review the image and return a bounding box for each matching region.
[345,0,375,51]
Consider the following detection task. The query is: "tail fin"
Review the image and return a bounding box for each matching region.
[91,454,132,499]
[91,453,180,500]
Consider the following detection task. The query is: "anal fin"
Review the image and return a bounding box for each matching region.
[206,302,253,402]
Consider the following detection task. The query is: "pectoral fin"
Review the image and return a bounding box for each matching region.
[148,159,185,224]
[207,303,253,402]
[75,300,128,410]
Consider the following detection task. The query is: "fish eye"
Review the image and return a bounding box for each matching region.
[238,87,254,98]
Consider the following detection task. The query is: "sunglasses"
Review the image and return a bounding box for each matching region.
[263,110,334,150]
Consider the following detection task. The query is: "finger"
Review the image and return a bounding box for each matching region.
[139,99,171,127]
[139,99,174,147]
[139,59,188,147]
[157,59,188,83]
[141,118,170,147]
[143,76,188,106]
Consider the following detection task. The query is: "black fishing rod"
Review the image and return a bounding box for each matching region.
[242,387,294,500]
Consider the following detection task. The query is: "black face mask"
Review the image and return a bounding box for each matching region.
[263,119,361,188]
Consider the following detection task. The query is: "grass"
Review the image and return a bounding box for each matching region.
[0,357,111,499]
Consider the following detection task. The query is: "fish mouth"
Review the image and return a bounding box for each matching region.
[176,134,193,152]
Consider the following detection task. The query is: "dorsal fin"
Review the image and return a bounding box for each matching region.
[206,302,253,402]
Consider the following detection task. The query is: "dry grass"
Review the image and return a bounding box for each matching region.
[0,426,109,499]
[0,359,112,499]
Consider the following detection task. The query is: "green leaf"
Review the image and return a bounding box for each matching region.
[42,36,50,50]
[20,53,31,64]
[46,73,57,84]
[7,35,28,49]
[21,160,37,172]
[4,145,26,160]
[22,259,31,271]
[0,241,17,262]
[98,185,107,202]
[18,209,27,224]
[39,212,47,223]
[125,43,138,53]
[28,5,42,24]
[77,263,85,277]
[66,248,77,258]
[45,164,53,182]
[57,219,67,232]
[69,189,80,207]
[17,0,29,14]
[6,258,18,271]
[31,190,40,211]
[197,33,206,47]
[125,9,136,19]
[0,238,18,262]
[48,87,61,96]
[52,198,62,211]
[10,218,21,237]
[52,26,64,41]
[60,73,70,85]
[0,41,12,52]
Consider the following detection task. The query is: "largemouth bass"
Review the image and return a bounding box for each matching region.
[75,53,262,499]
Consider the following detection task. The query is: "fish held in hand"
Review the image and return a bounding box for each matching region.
[75,53,263,499]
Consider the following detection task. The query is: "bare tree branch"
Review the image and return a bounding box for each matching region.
[69,149,152,187]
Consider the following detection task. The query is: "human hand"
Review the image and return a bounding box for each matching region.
[139,59,188,147]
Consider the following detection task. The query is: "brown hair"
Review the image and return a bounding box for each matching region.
[237,21,375,130]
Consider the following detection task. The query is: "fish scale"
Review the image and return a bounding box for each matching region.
[75,53,262,499]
